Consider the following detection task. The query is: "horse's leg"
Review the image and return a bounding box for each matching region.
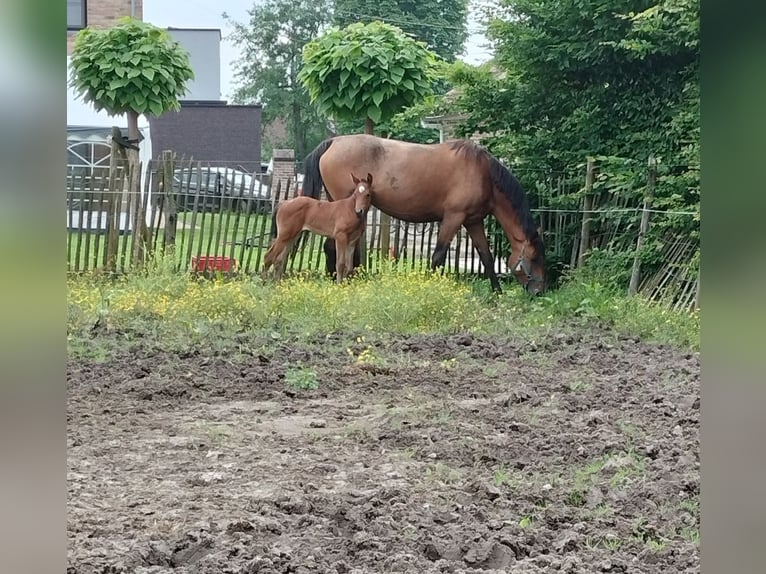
[431,214,464,271]
[261,242,277,278]
[464,220,503,294]
[323,237,337,278]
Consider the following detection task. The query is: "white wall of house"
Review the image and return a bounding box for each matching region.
[167,28,222,101]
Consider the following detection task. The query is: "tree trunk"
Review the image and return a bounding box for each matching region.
[367,117,390,262]
[293,99,304,162]
[126,110,147,267]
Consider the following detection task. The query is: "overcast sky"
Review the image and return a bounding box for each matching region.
[143,0,492,101]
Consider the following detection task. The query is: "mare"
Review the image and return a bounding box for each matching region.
[302,134,546,294]
[263,172,373,283]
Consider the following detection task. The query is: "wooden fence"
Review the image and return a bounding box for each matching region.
[66,152,699,310]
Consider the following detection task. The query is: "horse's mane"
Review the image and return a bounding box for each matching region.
[448,140,543,258]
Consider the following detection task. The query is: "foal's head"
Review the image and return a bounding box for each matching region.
[350,172,373,217]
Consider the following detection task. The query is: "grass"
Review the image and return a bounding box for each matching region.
[67,256,699,359]
[284,365,319,391]
[567,450,647,507]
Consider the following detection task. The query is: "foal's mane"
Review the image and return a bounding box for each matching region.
[447,140,544,258]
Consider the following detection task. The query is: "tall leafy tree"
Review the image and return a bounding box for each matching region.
[299,21,439,133]
[69,17,194,266]
[225,0,333,160]
[451,0,699,283]
[332,0,469,141]
[456,0,698,170]
[333,0,469,62]
[299,20,440,254]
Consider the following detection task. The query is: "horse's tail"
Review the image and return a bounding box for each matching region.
[302,138,334,200]
[268,200,280,239]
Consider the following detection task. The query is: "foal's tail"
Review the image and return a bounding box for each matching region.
[302,138,334,200]
[268,200,280,239]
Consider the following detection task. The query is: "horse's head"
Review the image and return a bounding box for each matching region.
[350,172,373,217]
[509,232,546,295]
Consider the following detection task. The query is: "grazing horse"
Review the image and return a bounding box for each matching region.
[263,173,373,283]
[302,134,546,294]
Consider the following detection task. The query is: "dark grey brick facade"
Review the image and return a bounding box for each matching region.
[149,101,263,172]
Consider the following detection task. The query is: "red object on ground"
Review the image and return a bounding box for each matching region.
[192,256,235,272]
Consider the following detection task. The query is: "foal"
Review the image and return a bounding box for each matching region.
[263,173,373,283]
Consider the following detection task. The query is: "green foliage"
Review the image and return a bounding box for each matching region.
[448,0,699,285]
[285,366,320,391]
[333,92,452,143]
[68,262,699,358]
[298,20,440,125]
[333,0,469,62]
[225,0,333,159]
[69,17,194,117]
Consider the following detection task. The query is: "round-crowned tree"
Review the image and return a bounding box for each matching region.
[298,20,440,254]
[298,20,440,135]
[69,17,194,263]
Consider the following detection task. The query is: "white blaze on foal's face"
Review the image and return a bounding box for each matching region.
[357,185,366,193]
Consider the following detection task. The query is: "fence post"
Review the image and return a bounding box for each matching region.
[577,157,595,268]
[628,155,657,296]
[161,150,177,253]
[105,127,128,273]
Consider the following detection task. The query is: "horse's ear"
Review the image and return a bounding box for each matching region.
[366,172,373,185]
[351,173,360,184]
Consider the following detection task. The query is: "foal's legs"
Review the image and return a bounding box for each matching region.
[263,235,297,283]
[334,232,349,283]
[272,237,297,282]
[464,220,502,293]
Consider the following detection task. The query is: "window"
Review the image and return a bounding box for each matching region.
[67,1,86,31]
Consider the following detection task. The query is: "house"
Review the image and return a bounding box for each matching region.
[67,0,143,52]
[148,28,263,174]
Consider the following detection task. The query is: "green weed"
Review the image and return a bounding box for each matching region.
[285,366,319,391]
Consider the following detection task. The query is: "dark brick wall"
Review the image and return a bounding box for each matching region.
[149,102,263,171]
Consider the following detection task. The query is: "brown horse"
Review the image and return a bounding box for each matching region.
[302,134,546,294]
[263,173,373,283]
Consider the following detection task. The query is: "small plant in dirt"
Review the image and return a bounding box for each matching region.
[399,447,418,460]
[679,498,699,514]
[435,408,454,427]
[567,490,586,507]
[518,515,535,529]
[482,364,504,377]
[679,526,700,544]
[426,462,462,484]
[586,534,623,551]
[347,337,387,368]
[569,378,591,392]
[439,357,458,371]
[493,466,512,486]
[205,424,231,442]
[633,516,666,550]
[344,423,372,442]
[591,503,614,518]
[285,366,319,391]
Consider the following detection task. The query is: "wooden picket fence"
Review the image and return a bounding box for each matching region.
[66,151,699,310]
[66,153,512,279]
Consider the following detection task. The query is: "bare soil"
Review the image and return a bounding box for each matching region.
[67,326,699,573]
